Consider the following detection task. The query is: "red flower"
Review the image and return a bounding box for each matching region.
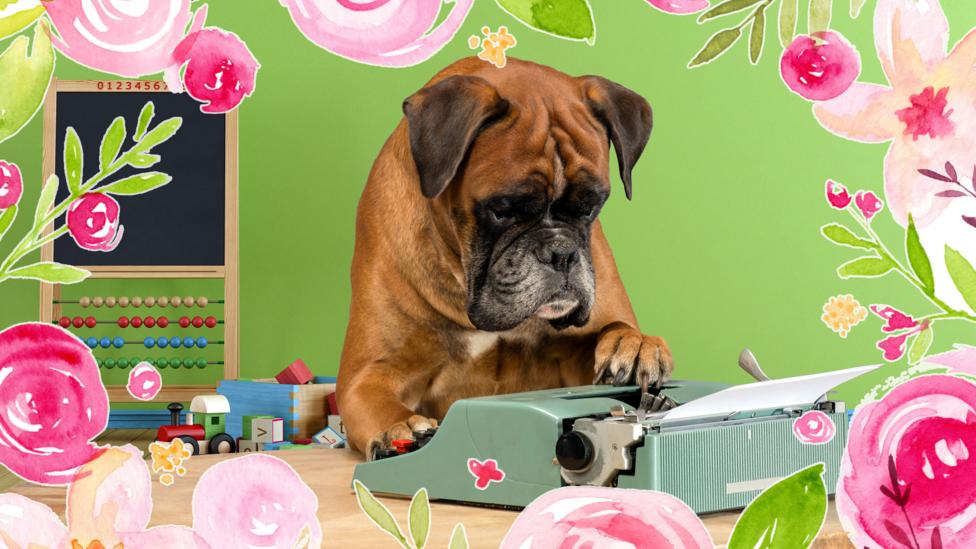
[780,31,861,102]
[66,193,123,252]
[896,86,955,141]
[854,190,883,220]
[826,180,852,209]
[0,323,109,485]
[877,332,911,362]
[172,28,259,114]
[467,458,505,490]
[0,160,23,209]
[870,304,918,333]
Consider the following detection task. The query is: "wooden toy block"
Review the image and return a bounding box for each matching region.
[252,417,284,443]
[275,358,313,385]
[237,439,264,453]
[328,414,346,436]
[313,425,345,447]
[327,392,338,415]
[242,414,273,440]
[218,380,334,439]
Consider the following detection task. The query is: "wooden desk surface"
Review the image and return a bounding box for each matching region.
[7,448,854,548]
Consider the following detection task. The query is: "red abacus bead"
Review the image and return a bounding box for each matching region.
[130,316,143,328]
[179,316,190,328]
[72,316,84,328]
[204,316,217,328]
[143,316,156,328]
[191,316,204,328]
[157,316,169,328]
[59,316,71,328]
[118,316,130,328]
[85,316,97,328]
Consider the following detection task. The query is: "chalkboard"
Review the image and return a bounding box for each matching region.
[52,91,226,266]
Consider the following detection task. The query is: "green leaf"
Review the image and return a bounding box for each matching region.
[135,102,155,141]
[906,215,934,295]
[749,3,767,65]
[7,262,90,284]
[0,204,16,241]
[408,488,431,549]
[449,524,469,549]
[837,256,894,278]
[128,154,161,169]
[808,0,831,34]
[34,174,58,227]
[99,172,172,196]
[697,0,763,22]
[496,0,595,43]
[0,21,54,144]
[134,117,182,152]
[907,326,934,365]
[353,480,407,545]
[64,127,83,195]
[778,0,798,48]
[99,117,126,173]
[0,0,44,40]
[689,27,742,67]
[850,0,867,18]
[820,223,875,250]
[728,463,827,549]
[945,245,976,312]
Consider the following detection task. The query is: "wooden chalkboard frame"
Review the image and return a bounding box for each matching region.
[39,79,240,402]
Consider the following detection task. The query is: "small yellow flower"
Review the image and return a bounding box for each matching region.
[148,438,192,485]
[469,25,517,68]
[821,294,868,338]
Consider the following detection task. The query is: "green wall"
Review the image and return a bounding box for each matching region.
[2,1,973,405]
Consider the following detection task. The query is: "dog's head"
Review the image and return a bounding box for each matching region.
[403,59,652,332]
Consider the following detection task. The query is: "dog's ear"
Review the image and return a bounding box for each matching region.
[580,76,653,200]
[403,75,510,199]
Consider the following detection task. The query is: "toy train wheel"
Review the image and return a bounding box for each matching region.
[179,435,200,455]
[208,433,237,454]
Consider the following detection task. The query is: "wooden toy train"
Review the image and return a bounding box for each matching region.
[156,396,238,455]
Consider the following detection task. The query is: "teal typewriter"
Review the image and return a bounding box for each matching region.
[353,353,875,514]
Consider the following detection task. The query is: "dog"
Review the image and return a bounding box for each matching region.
[337,57,673,458]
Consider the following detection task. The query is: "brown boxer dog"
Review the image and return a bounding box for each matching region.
[337,57,673,458]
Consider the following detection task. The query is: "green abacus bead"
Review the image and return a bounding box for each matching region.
[196,358,207,368]
[117,358,129,369]
[182,358,193,369]
[144,357,155,366]
[104,358,116,369]
[97,359,104,368]
[157,358,169,368]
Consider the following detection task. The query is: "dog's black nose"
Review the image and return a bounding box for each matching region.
[536,238,578,272]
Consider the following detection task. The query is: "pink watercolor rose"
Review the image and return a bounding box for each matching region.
[924,344,976,376]
[500,485,715,549]
[279,0,474,67]
[793,410,837,444]
[0,323,108,485]
[126,361,163,401]
[66,192,123,252]
[170,28,260,114]
[0,161,23,209]
[854,190,884,220]
[826,179,852,209]
[837,375,976,548]
[781,31,861,102]
[644,0,710,15]
[45,0,207,78]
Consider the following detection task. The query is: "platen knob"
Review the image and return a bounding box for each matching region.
[555,431,594,472]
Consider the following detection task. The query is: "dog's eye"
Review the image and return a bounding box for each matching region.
[489,206,515,224]
[578,205,595,219]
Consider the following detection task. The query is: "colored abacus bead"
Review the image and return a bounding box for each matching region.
[169,336,181,348]
[196,337,208,349]
[79,296,91,307]
[86,337,98,348]
[144,316,156,328]
[144,296,156,307]
[131,296,143,307]
[118,316,129,328]
[179,316,191,328]
[157,296,169,307]
[99,337,111,348]
[104,358,116,369]
[144,336,155,348]
[171,296,182,307]
[131,316,143,328]
[157,358,168,368]
[157,336,169,348]
[118,296,130,307]
[191,316,203,328]
[183,336,195,348]
[72,316,84,328]
[117,358,129,369]
[204,316,217,328]
[105,297,117,307]
[184,296,193,308]
[157,316,169,328]
[85,316,97,328]
[196,297,208,308]
[92,296,104,307]
[113,336,124,349]
[58,316,71,328]
[196,358,207,368]
[184,359,194,369]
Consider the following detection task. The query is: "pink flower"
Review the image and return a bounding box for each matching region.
[170,28,259,114]
[870,304,918,332]
[780,31,861,101]
[0,323,108,486]
[0,161,22,209]
[837,375,976,548]
[896,86,955,141]
[877,332,910,361]
[644,0,710,15]
[854,190,884,220]
[279,0,474,67]
[468,458,505,490]
[66,193,123,252]
[126,362,162,401]
[924,344,976,376]
[793,410,837,444]
[500,486,714,549]
[45,0,206,78]
[826,179,853,208]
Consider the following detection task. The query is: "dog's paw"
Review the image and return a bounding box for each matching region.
[593,325,673,389]
[365,415,439,461]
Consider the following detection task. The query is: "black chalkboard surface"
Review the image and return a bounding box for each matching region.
[53,91,225,266]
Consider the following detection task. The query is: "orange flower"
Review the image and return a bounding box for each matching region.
[822,294,868,338]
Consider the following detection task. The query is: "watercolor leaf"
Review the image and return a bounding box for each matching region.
[133,117,182,153]
[0,21,54,145]
[689,27,742,67]
[849,0,867,17]
[353,480,408,546]
[837,256,894,278]
[905,215,934,295]
[0,205,17,242]
[33,175,58,227]
[496,0,595,43]
[128,154,161,169]
[808,0,831,34]
[7,262,89,284]
[408,488,431,549]
[821,223,875,250]
[932,528,943,549]
[99,117,127,173]
[64,128,83,195]
[907,326,933,365]
[728,463,827,549]
[883,519,914,548]
[100,172,172,196]
[449,524,469,549]
[697,0,763,23]
[749,3,767,65]
[778,0,798,48]
[944,245,976,312]
[135,102,155,141]
[0,0,44,41]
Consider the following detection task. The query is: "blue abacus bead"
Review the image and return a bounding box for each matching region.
[157,336,169,348]
[169,336,181,348]
[144,336,155,348]
[183,336,195,348]
[113,336,124,349]
[86,337,98,348]
[99,336,111,348]
[196,337,207,349]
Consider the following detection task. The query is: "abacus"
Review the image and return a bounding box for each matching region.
[40,79,240,402]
